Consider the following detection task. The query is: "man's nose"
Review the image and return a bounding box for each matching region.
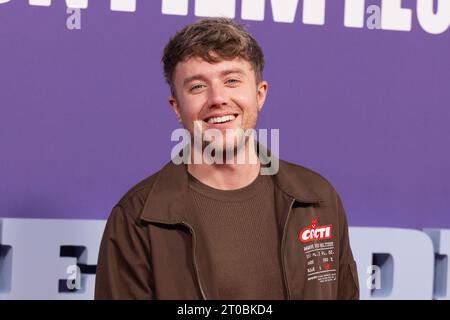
[207,82,228,108]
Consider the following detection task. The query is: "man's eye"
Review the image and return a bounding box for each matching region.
[226,79,240,85]
[190,84,205,91]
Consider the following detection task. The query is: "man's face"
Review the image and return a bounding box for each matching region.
[169,56,268,154]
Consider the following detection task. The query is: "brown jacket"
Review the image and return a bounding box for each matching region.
[95,158,360,300]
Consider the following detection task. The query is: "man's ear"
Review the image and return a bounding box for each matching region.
[168,95,182,123]
[256,80,268,112]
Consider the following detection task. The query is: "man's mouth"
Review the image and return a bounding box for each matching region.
[203,114,239,125]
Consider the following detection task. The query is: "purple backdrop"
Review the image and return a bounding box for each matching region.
[1,0,449,229]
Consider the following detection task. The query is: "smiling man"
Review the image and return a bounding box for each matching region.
[95,18,359,300]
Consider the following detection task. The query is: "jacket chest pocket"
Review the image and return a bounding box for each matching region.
[283,206,339,299]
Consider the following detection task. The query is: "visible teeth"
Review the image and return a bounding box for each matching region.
[206,114,236,124]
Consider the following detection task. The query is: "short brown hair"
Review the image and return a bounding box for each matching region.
[162,18,265,95]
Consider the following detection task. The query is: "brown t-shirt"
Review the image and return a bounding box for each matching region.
[188,172,286,299]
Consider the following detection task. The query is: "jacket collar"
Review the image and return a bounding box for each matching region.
[140,143,323,224]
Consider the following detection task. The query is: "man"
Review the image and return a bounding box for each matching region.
[95,18,359,300]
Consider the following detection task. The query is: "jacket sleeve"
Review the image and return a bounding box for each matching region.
[95,205,155,299]
[335,191,360,300]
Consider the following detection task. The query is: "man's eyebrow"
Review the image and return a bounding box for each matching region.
[183,75,207,87]
[220,68,246,77]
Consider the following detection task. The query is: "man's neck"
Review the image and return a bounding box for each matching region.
[187,141,261,190]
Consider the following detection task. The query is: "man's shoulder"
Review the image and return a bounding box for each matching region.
[278,159,339,200]
[113,168,162,220]
[279,159,330,183]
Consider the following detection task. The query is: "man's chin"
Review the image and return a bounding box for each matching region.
[204,135,249,155]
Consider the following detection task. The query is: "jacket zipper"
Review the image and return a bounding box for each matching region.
[180,220,207,300]
[281,197,295,300]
